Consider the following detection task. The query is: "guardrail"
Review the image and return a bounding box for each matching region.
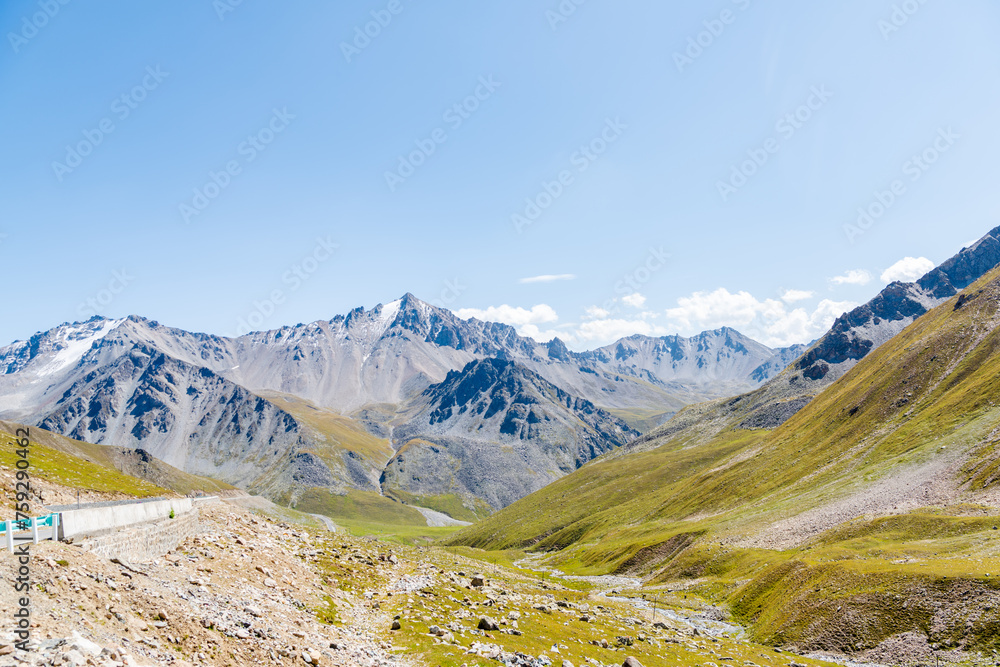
[46,496,170,512]
[2,497,214,553]
[2,514,60,552]
[59,498,194,541]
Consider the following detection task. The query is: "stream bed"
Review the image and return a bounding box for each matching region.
[513,554,742,638]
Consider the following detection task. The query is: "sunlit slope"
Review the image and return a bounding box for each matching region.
[0,420,233,496]
[0,429,171,501]
[258,392,394,467]
[448,266,1000,559]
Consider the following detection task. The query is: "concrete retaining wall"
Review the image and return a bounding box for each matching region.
[77,509,200,562]
[59,498,193,541]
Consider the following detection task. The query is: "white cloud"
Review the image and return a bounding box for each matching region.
[516,324,565,343]
[621,293,646,308]
[573,318,669,344]
[455,304,558,327]
[829,269,873,286]
[811,298,858,327]
[664,287,857,347]
[666,288,777,332]
[518,274,576,284]
[453,289,859,350]
[453,301,670,347]
[780,289,814,303]
[880,256,935,284]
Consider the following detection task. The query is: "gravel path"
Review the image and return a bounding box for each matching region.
[308,513,338,531]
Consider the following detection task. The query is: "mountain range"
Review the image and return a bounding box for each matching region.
[6,223,1000,660]
[6,226,999,526]
[0,293,801,515]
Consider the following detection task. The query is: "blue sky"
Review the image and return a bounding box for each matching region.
[2,1,998,350]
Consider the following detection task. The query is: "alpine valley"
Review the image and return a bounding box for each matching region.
[4,227,1000,665]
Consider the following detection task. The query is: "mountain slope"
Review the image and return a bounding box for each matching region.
[381,358,639,509]
[446,264,1000,656]
[449,264,1000,550]
[0,420,233,496]
[614,225,1000,461]
[5,219,995,522]
[586,328,807,386]
[27,344,380,502]
[792,225,1000,385]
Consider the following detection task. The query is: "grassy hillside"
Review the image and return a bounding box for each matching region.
[259,393,399,504]
[0,421,234,496]
[0,430,171,500]
[446,267,1000,656]
[294,487,462,544]
[605,405,677,433]
[260,394,481,537]
[259,392,394,468]
[384,488,491,523]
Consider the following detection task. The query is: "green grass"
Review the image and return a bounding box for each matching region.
[384,489,489,523]
[311,531,839,667]
[292,487,471,544]
[720,513,1000,653]
[0,431,171,499]
[295,487,427,525]
[443,545,528,571]
[0,420,234,495]
[332,518,463,545]
[448,428,767,554]
[605,406,677,432]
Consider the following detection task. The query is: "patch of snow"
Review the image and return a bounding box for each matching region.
[380,299,402,325]
[0,339,28,356]
[36,319,125,377]
[416,298,430,318]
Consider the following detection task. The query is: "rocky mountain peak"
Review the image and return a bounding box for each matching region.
[384,355,640,508]
[546,337,571,361]
[794,225,1000,382]
[918,226,1000,297]
[0,288,808,511]
[424,357,536,424]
